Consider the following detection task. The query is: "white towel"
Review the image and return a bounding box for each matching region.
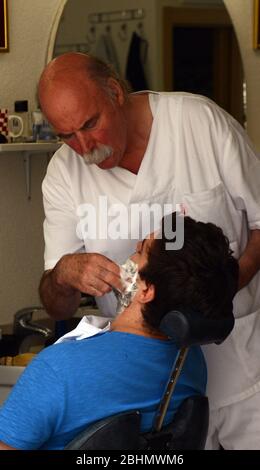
[94,33,120,74]
[55,315,111,344]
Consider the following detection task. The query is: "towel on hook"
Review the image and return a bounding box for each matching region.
[94,33,120,74]
[126,31,148,91]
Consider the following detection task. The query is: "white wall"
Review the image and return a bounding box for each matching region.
[0,0,64,111]
[0,0,63,325]
[0,0,259,326]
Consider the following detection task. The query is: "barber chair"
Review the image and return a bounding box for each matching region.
[65,308,234,450]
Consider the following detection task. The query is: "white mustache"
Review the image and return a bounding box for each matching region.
[82,144,113,165]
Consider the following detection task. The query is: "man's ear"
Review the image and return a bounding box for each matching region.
[107,78,125,105]
[138,280,155,304]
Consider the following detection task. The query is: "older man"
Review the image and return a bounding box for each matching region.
[38,53,260,449]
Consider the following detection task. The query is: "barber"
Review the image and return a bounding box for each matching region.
[38,53,260,450]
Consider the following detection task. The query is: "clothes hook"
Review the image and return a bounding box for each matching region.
[137,22,144,37]
[86,26,96,44]
[118,23,128,41]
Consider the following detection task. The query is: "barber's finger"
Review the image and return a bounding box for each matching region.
[80,272,113,295]
[76,253,123,294]
[96,267,123,292]
[93,254,121,276]
[83,285,105,297]
[92,277,113,294]
[92,254,123,291]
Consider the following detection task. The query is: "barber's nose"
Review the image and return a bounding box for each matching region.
[75,131,95,154]
[136,241,142,252]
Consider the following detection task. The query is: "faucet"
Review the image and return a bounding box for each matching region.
[13,307,52,339]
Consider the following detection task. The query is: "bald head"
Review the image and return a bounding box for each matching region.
[38,53,129,116]
[39,53,91,89]
[39,53,95,113]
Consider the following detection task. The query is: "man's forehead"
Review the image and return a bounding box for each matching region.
[63,77,99,99]
[42,72,101,105]
[41,80,103,128]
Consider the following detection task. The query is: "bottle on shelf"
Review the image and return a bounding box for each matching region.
[32,109,44,142]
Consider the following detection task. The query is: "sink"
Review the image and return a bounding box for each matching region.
[0,334,46,406]
[0,331,51,407]
[0,333,46,407]
[0,305,100,405]
[0,334,23,356]
[0,333,48,356]
[17,334,48,354]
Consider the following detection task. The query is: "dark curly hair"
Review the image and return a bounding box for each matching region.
[139,213,239,331]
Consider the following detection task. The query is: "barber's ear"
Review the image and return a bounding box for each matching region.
[138,280,155,304]
[107,78,124,105]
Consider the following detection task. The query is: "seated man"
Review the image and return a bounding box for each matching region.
[0,214,238,450]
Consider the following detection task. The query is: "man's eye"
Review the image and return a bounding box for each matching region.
[83,117,98,130]
[58,133,73,141]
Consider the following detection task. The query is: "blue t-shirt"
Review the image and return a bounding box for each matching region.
[0,331,206,449]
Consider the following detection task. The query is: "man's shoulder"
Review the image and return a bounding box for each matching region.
[34,332,111,367]
[43,142,93,188]
[157,91,225,116]
[48,143,78,170]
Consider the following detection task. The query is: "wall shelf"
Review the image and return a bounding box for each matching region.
[0,142,61,153]
[0,142,62,200]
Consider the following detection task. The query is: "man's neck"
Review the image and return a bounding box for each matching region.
[111,307,167,341]
[119,93,153,174]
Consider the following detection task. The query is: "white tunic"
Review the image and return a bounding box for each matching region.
[42,92,260,409]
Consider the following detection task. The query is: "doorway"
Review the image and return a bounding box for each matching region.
[163,7,245,125]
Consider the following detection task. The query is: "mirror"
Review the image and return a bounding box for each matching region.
[53,1,148,91]
[53,0,246,126]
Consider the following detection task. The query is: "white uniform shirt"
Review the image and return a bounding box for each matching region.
[42,92,260,409]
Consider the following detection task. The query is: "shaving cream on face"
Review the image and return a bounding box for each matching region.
[113,259,138,314]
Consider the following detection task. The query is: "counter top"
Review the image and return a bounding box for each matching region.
[0,142,62,153]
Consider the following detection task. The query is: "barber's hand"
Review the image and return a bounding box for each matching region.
[52,253,122,297]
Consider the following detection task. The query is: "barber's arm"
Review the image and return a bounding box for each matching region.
[39,252,122,320]
[216,114,260,292]
[238,229,260,290]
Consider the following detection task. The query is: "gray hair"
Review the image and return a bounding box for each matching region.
[84,55,131,101]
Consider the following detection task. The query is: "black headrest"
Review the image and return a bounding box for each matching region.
[159,308,234,348]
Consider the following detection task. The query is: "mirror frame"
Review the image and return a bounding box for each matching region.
[254,0,260,49]
[46,0,67,63]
